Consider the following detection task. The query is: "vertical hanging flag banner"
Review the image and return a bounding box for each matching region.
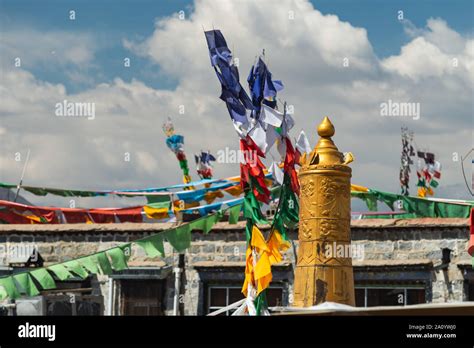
[400,127,414,196]
[416,150,442,197]
[205,29,300,315]
[162,118,192,186]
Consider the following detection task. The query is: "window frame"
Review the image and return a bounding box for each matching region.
[195,264,292,316]
[206,284,285,315]
[355,284,426,307]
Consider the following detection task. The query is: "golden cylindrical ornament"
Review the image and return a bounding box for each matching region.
[293,117,355,307]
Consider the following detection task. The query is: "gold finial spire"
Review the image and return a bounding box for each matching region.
[317,116,335,138]
[311,116,343,165]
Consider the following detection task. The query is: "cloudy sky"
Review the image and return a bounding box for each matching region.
[0,0,472,209]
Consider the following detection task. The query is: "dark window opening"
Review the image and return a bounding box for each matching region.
[120,279,166,316]
[46,295,103,316]
[355,287,425,307]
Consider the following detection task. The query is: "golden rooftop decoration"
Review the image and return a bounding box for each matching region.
[293,117,355,307]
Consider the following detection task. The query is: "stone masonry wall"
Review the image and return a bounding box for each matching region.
[0,218,470,315]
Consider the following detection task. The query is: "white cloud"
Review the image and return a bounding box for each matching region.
[382,18,473,83]
[0,30,96,68]
[1,0,472,207]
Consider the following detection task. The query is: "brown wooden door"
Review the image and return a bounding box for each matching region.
[120,280,165,316]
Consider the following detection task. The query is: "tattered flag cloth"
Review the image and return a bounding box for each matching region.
[239,138,271,204]
[248,104,284,154]
[204,30,254,131]
[295,130,311,157]
[195,151,216,179]
[416,151,442,197]
[247,57,284,112]
[268,161,284,185]
[204,29,232,67]
[283,137,300,195]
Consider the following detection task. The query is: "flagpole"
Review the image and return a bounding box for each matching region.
[14,148,30,202]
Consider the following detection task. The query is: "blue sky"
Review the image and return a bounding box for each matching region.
[1,0,472,93]
[0,0,472,207]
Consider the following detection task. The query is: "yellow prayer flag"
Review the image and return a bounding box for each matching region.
[143,206,169,220]
[251,225,269,252]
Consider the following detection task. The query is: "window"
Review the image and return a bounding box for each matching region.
[207,285,284,315]
[468,281,474,301]
[120,279,166,316]
[46,294,103,315]
[355,286,425,307]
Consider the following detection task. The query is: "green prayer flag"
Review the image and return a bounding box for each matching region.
[96,252,113,275]
[430,179,439,188]
[106,245,130,271]
[0,285,7,301]
[228,204,242,224]
[255,290,268,316]
[30,269,56,290]
[63,260,89,279]
[136,234,165,258]
[0,276,20,300]
[351,191,378,211]
[146,194,172,205]
[356,189,474,218]
[78,256,99,274]
[146,201,171,209]
[13,273,40,297]
[189,217,206,231]
[245,219,252,244]
[165,225,191,252]
[243,191,268,225]
[47,264,74,281]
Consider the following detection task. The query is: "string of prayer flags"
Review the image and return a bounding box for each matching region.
[162,118,192,185]
[354,188,473,218]
[0,207,233,301]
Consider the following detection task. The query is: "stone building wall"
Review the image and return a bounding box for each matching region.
[0,218,471,315]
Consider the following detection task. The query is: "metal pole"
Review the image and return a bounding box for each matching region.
[173,253,185,316]
[173,267,181,316]
[107,278,114,316]
[14,148,30,202]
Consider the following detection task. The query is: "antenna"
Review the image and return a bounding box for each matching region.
[461,148,474,196]
[14,148,30,202]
